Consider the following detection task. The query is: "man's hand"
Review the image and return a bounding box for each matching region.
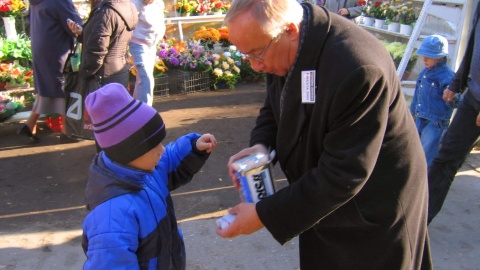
[196,133,217,153]
[227,144,268,190]
[215,203,264,238]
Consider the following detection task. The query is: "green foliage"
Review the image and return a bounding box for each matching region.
[0,34,32,63]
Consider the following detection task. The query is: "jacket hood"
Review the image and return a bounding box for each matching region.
[102,0,138,31]
[85,153,144,211]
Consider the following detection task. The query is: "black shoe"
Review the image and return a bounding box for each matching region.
[59,133,84,143]
[17,124,40,142]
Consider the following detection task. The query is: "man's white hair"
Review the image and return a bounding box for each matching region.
[224,0,304,38]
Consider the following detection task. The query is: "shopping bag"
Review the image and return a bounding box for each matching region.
[63,41,100,140]
[64,74,100,140]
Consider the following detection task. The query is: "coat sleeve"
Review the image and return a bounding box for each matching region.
[159,133,210,191]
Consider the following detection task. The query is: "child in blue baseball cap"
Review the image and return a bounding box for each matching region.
[410,34,461,168]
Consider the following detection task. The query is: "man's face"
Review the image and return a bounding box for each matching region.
[227,12,297,77]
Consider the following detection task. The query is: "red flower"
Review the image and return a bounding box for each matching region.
[374,1,381,7]
[357,1,366,6]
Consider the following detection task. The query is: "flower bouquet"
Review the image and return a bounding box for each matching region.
[211,52,240,89]
[0,62,32,87]
[0,0,26,17]
[192,26,221,49]
[194,0,211,15]
[209,0,226,14]
[176,0,196,15]
[398,2,419,25]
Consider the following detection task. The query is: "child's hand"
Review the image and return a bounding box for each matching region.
[196,133,217,153]
[476,112,480,127]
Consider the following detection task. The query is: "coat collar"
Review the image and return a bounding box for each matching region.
[276,3,330,164]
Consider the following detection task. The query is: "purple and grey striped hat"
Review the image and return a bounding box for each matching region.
[85,83,166,164]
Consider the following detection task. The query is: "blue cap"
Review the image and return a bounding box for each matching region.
[416,35,449,59]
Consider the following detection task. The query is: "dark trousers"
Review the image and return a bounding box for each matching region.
[428,90,480,224]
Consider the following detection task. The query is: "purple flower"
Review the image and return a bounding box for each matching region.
[205,61,212,66]
[169,57,180,66]
[158,49,169,59]
[190,63,197,69]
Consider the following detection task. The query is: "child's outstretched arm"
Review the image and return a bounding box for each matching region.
[196,133,217,153]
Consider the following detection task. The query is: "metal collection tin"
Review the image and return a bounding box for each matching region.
[231,152,276,204]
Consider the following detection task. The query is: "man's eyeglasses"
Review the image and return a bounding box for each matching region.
[244,37,275,62]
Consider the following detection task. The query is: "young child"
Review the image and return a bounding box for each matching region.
[81,83,217,269]
[410,34,460,168]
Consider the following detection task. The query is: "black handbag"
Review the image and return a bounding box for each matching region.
[63,41,100,140]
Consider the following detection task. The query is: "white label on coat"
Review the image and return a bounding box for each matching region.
[301,70,316,104]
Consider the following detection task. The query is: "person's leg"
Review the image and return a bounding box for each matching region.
[428,91,480,223]
[419,119,445,168]
[130,43,156,106]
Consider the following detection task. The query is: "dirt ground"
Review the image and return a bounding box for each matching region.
[0,83,479,269]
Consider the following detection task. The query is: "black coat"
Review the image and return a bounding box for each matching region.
[80,0,138,87]
[253,4,432,269]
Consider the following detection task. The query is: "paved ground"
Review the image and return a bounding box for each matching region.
[0,83,479,269]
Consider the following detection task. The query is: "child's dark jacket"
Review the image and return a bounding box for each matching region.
[82,133,209,270]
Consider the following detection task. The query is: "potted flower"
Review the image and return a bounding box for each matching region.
[370,1,387,28]
[398,2,420,35]
[360,1,375,26]
[382,41,418,78]
[0,0,27,40]
[192,26,221,50]
[210,52,241,89]
[0,62,32,89]
[384,0,401,32]
[209,0,225,15]
[193,0,211,15]
[176,0,196,16]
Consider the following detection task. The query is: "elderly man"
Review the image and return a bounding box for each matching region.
[217,0,432,269]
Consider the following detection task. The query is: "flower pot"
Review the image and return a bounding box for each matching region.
[400,24,413,36]
[213,11,223,15]
[374,19,385,29]
[2,17,17,40]
[364,16,374,26]
[181,13,191,17]
[387,22,400,33]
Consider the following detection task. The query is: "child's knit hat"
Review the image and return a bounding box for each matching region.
[416,35,449,59]
[85,83,166,164]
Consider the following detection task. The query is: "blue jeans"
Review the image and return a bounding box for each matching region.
[415,117,448,168]
[129,42,157,106]
[428,90,480,224]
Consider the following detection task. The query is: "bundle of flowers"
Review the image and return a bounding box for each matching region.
[217,26,231,47]
[0,91,25,122]
[210,0,227,13]
[157,41,186,69]
[397,1,420,25]
[179,43,214,72]
[0,62,32,84]
[158,41,214,72]
[382,41,417,70]
[211,51,240,89]
[176,0,197,14]
[0,0,26,17]
[194,0,211,14]
[192,26,221,48]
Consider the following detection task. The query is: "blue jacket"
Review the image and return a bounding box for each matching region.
[82,133,209,270]
[410,59,458,125]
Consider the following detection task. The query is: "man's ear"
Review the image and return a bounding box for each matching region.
[285,22,299,41]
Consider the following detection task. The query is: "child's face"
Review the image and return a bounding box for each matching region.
[423,56,442,68]
[127,143,165,171]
